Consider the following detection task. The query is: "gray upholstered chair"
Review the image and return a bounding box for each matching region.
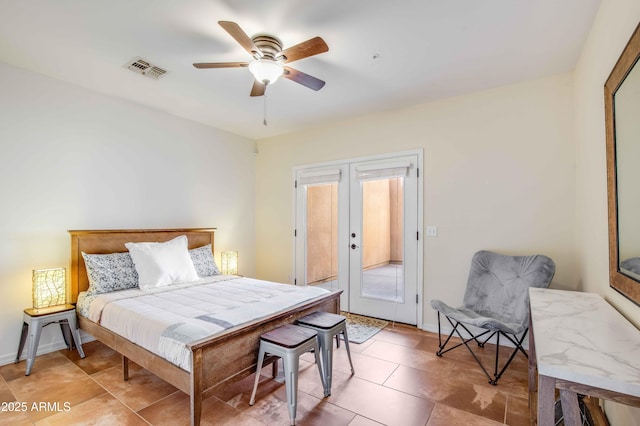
[430,250,555,385]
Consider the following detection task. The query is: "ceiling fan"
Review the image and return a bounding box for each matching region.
[193,21,329,97]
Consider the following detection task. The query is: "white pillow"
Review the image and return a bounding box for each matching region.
[125,235,199,289]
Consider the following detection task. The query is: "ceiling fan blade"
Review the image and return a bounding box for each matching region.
[193,62,248,69]
[218,21,261,57]
[250,80,266,97]
[282,36,329,63]
[283,66,326,91]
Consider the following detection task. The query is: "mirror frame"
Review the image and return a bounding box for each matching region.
[605,22,640,306]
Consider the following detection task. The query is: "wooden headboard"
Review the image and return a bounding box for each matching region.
[69,228,216,303]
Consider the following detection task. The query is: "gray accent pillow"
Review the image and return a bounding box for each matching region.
[82,251,139,294]
[189,244,220,277]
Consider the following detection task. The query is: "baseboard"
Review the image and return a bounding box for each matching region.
[0,331,95,367]
[1,340,68,367]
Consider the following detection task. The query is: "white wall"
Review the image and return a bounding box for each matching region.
[255,73,576,330]
[0,62,256,365]
[574,0,640,423]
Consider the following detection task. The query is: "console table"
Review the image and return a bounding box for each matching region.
[528,288,640,425]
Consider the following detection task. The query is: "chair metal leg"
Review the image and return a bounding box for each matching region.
[249,348,266,406]
[492,329,529,384]
[318,334,332,397]
[25,319,44,376]
[436,314,528,386]
[436,312,461,355]
[437,311,442,347]
[341,327,355,375]
[479,330,498,348]
[312,339,326,398]
[436,314,491,357]
[15,322,28,363]
[284,352,300,425]
[493,332,500,383]
[448,320,495,384]
[59,322,72,350]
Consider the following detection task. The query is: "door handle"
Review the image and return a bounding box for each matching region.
[351,244,359,249]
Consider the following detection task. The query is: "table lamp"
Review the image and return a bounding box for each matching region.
[221,251,238,275]
[32,267,66,309]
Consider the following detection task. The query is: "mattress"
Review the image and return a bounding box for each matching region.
[76,276,329,371]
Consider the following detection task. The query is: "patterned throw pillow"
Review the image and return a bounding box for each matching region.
[189,244,220,277]
[82,251,139,294]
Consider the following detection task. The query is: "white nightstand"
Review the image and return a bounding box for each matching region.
[15,304,85,375]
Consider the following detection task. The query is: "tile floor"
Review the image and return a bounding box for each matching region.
[1,324,530,425]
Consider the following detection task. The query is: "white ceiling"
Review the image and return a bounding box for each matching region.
[0,0,600,140]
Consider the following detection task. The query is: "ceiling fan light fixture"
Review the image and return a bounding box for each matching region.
[248,59,283,85]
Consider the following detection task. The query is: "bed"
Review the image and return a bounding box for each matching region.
[69,228,341,426]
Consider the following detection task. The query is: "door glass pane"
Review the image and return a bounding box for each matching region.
[361,177,404,302]
[306,183,338,290]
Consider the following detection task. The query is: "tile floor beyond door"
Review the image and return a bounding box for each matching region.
[0,323,531,426]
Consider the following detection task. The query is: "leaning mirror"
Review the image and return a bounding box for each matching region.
[606,22,640,305]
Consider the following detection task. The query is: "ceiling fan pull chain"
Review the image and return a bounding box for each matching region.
[263,90,268,126]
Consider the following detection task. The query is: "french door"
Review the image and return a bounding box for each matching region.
[294,153,421,325]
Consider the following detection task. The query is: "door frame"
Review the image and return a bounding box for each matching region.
[349,155,419,324]
[292,149,424,327]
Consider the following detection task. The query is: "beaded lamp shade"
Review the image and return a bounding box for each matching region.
[32,268,66,309]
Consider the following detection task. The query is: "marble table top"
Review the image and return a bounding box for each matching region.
[529,288,640,397]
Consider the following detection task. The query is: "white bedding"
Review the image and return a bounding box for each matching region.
[77,276,330,371]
